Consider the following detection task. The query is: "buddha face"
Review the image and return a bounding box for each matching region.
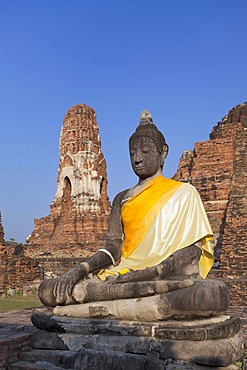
[129,136,166,179]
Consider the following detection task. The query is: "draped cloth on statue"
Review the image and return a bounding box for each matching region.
[98,176,214,281]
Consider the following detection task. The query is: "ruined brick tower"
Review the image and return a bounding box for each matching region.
[0,212,5,244]
[27,104,111,257]
[174,103,247,304]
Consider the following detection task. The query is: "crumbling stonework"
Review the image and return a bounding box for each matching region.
[2,104,245,308]
[0,241,88,294]
[173,103,247,304]
[26,104,111,258]
[0,244,41,294]
[0,212,5,245]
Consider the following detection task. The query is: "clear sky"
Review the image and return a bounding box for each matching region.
[0,0,247,243]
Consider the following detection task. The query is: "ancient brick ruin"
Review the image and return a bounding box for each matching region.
[174,103,247,305]
[0,103,246,307]
[26,104,111,258]
[0,212,4,245]
[0,244,41,294]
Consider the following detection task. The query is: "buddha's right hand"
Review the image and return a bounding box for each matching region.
[53,265,88,305]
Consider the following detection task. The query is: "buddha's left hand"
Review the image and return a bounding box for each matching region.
[53,265,88,305]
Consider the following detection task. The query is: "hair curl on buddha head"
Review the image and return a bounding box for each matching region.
[129,110,169,156]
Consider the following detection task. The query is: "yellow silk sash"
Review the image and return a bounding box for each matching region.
[121,176,183,258]
[98,178,214,282]
[200,236,214,279]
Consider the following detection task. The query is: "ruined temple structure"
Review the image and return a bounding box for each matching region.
[0,212,5,245]
[27,104,111,258]
[173,103,247,304]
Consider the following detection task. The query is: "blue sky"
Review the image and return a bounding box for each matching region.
[0,0,247,242]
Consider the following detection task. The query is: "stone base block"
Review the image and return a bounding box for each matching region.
[30,308,243,366]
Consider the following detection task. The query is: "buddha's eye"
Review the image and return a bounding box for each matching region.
[142,147,150,153]
[130,149,136,156]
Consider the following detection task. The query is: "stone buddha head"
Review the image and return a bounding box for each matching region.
[129,111,169,179]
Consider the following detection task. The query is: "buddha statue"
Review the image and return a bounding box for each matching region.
[38,111,229,320]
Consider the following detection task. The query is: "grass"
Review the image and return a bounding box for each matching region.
[0,294,41,313]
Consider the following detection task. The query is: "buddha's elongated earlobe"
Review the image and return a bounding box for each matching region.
[160,145,168,169]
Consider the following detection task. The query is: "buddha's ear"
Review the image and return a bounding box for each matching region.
[161,144,169,164]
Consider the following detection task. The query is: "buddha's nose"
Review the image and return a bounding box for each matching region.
[134,151,143,163]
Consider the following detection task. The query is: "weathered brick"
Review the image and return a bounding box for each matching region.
[0,244,41,293]
[26,104,111,258]
[0,103,246,307]
[174,102,247,305]
[0,212,4,244]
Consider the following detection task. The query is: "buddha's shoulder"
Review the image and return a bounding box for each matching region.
[112,189,130,206]
[172,180,200,198]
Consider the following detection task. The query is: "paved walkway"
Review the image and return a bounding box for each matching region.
[0,308,35,339]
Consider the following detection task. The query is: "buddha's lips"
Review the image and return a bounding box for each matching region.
[135,166,144,170]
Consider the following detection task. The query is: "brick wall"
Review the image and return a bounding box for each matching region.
[0,212,4,245]
[1,104,246,307]
[0,245,41,294]
[0,244,88,294]
[0,331,32,369]
[174,103,247,305]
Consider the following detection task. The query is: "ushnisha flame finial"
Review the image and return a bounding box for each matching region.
[139,110,154,125]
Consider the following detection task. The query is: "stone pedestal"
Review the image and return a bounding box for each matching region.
[25,308,244,369]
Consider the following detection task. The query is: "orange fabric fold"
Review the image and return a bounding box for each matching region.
[121,176,183,257]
